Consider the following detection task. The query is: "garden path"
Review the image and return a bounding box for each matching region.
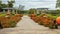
[0,15,60,34]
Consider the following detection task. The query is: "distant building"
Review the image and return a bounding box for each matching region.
[36,8,49,11]
[36,8,49,14]
[1,8,15,14]
[2,8,14,10]
[18,5,24,10]
[2,8,14,11]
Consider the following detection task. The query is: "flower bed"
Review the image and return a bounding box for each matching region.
[0,14,23,28]
[29,14,58,29]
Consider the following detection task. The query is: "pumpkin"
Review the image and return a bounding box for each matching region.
[56,17,60,25]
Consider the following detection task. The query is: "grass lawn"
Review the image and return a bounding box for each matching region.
[0,13,6,17]
[36,14,60,20]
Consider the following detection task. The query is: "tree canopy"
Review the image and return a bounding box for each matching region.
[0,1,15,8]
[56,0,60,8]
[28,8,36,14]
[0,1,2,11]
[8,1,15,8]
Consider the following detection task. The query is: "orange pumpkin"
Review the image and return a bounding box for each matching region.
[56,17,60,25]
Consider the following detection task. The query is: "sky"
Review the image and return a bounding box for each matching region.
[2,0,57,10]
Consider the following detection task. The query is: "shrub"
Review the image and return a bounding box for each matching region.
[0,14,22,28]
[46,14,59,20]
[39,21,43,25]
[9,20,16,27]
[29,14,59,29]
[10,16,21,22]
[36,14,41,16]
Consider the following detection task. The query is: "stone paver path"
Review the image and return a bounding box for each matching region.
[0,15,60,34]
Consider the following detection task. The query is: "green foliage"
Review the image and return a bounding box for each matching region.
[8,1,15,8]
[0,1,8,9]
[56,0,60,7]
[0,1,2,11]
[46,10,60,15]
[36,14,41,16]
[0,14,6,17]
[49,26,54,29]
[0,5,2,11]
[37,14,57,19]
[49,23,58,29]
[0,1,15,11]
[0,1,2,4]
[45,10,60,20]
[28,8,36,14]
[39,21,43,25]
[46,14,59,20]
[9,20,16,27]
[1,4,8,8]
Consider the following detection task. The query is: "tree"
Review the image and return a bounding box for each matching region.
[0,1,2,4]
[0,1,2,11]
[56,0,60,8]
[8,1,15,8]
[1,4,8,8]
[29,8,36,14]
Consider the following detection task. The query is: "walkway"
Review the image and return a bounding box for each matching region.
[0,16,60,34]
